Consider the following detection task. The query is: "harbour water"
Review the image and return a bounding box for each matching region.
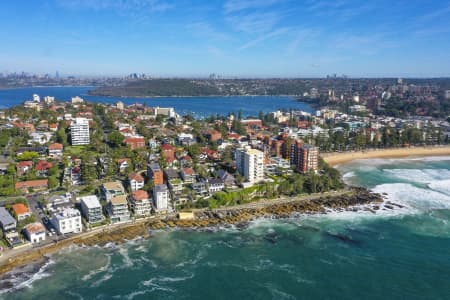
[0,86,313,118]
[2,157,450,299]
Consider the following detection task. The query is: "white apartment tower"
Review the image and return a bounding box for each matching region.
[236,147,264,184]
[70,118,90,145]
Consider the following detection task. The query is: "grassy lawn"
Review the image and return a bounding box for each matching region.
[65,146,86,156]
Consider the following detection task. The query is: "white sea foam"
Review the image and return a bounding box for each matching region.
[372,183,450,211]
[118,246,133,268]
[81,254,112,281]
[428,179,450,196]
[90,273,113,288]
[7,259,55,293]
[382,169,450,184]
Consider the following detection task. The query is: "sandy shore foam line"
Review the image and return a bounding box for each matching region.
[321,146,450,166]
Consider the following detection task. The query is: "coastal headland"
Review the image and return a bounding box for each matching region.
[0,188,382,277]
[321,146,450,166]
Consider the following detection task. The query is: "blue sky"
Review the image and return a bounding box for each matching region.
[1,0,450,77]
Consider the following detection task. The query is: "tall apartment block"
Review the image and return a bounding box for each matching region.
[236,147,264,183]
[70,118,90,145]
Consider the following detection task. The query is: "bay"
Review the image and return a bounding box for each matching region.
[0,86,313,118]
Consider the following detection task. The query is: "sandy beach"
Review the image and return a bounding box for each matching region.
[321,146,450,166]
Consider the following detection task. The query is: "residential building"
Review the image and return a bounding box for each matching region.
[124,137,146,150]
[35,160,53,176]
[48,143,63,157]
[16,161,33,176]
[70,118,90,145]
[208,178,225,193]
[217,169,236,187]
[192,180,208,196]
[148,163,164,185]
[117,158,130,174]
[129,173,145,191]
[101,181,125,201]
[11,203,32,221]
[180,168,196,184]
[71,96,84,104]
[0,207,16,232]
[130,190,152,216]
[153,184,170,211]
[160,144,175,163]
[15,179,48,193]
[79,195,103,224]
[296,144,319,173]
[108,195,130,223]
[23,222,46,244]
[51,208,82,234]
[236,147,264,184]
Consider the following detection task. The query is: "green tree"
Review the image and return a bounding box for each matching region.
[108,131,125,148]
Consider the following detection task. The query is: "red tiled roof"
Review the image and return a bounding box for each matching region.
[132,190,149,201]
[17,161,33,168]
[24,222,45,234]
[35,160,53,171]
[129,173,144,182]
[182,168,195,175]
[161,144,174,150]
[15,179,48,190]
[49,143,63,150]
[117,158,130,164]
[12,203,30,215]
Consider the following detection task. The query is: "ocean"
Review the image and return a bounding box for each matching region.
[0,86,313,118]
[2,157,450,299]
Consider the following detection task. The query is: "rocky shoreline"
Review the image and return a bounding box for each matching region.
[0,188,382,278]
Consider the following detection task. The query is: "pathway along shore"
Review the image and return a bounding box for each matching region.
[0,188,382,277]
[321,145,450,166]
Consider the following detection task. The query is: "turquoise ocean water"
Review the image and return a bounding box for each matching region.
[2,157,450,299]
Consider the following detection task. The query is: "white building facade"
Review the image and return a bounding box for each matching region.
[236,147,264,184]
[51,208,82,234]
[153,184,169,211]
[70,118,90,145]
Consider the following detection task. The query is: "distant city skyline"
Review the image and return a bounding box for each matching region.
[1,0,450,77]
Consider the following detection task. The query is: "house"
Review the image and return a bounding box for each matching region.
[79,195,104,224]
[23,222,46,244]
[0,207,16,232]
[101,181,125,201]
[11,203,32,221]
[117,158,130,174]
[164,168,180,181]
[208,178,225,193]
[180,168,196,184]
[35,160,53,176]
[51,208,82,235]
[153,184,170,211]
[124,137,146,150]
[168,178,183,195]
[192,180,208,196]
[108,195,130,223]
[129,173,145,191]
[49,123,58,132]
[160,144,175,162]
[204,129,222,142]
[148,163,164,185]
[16,161,33,176]
[48,143,63,157]
[130,190,152,216]
[15,179,48,193]
[217,169,236,187]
